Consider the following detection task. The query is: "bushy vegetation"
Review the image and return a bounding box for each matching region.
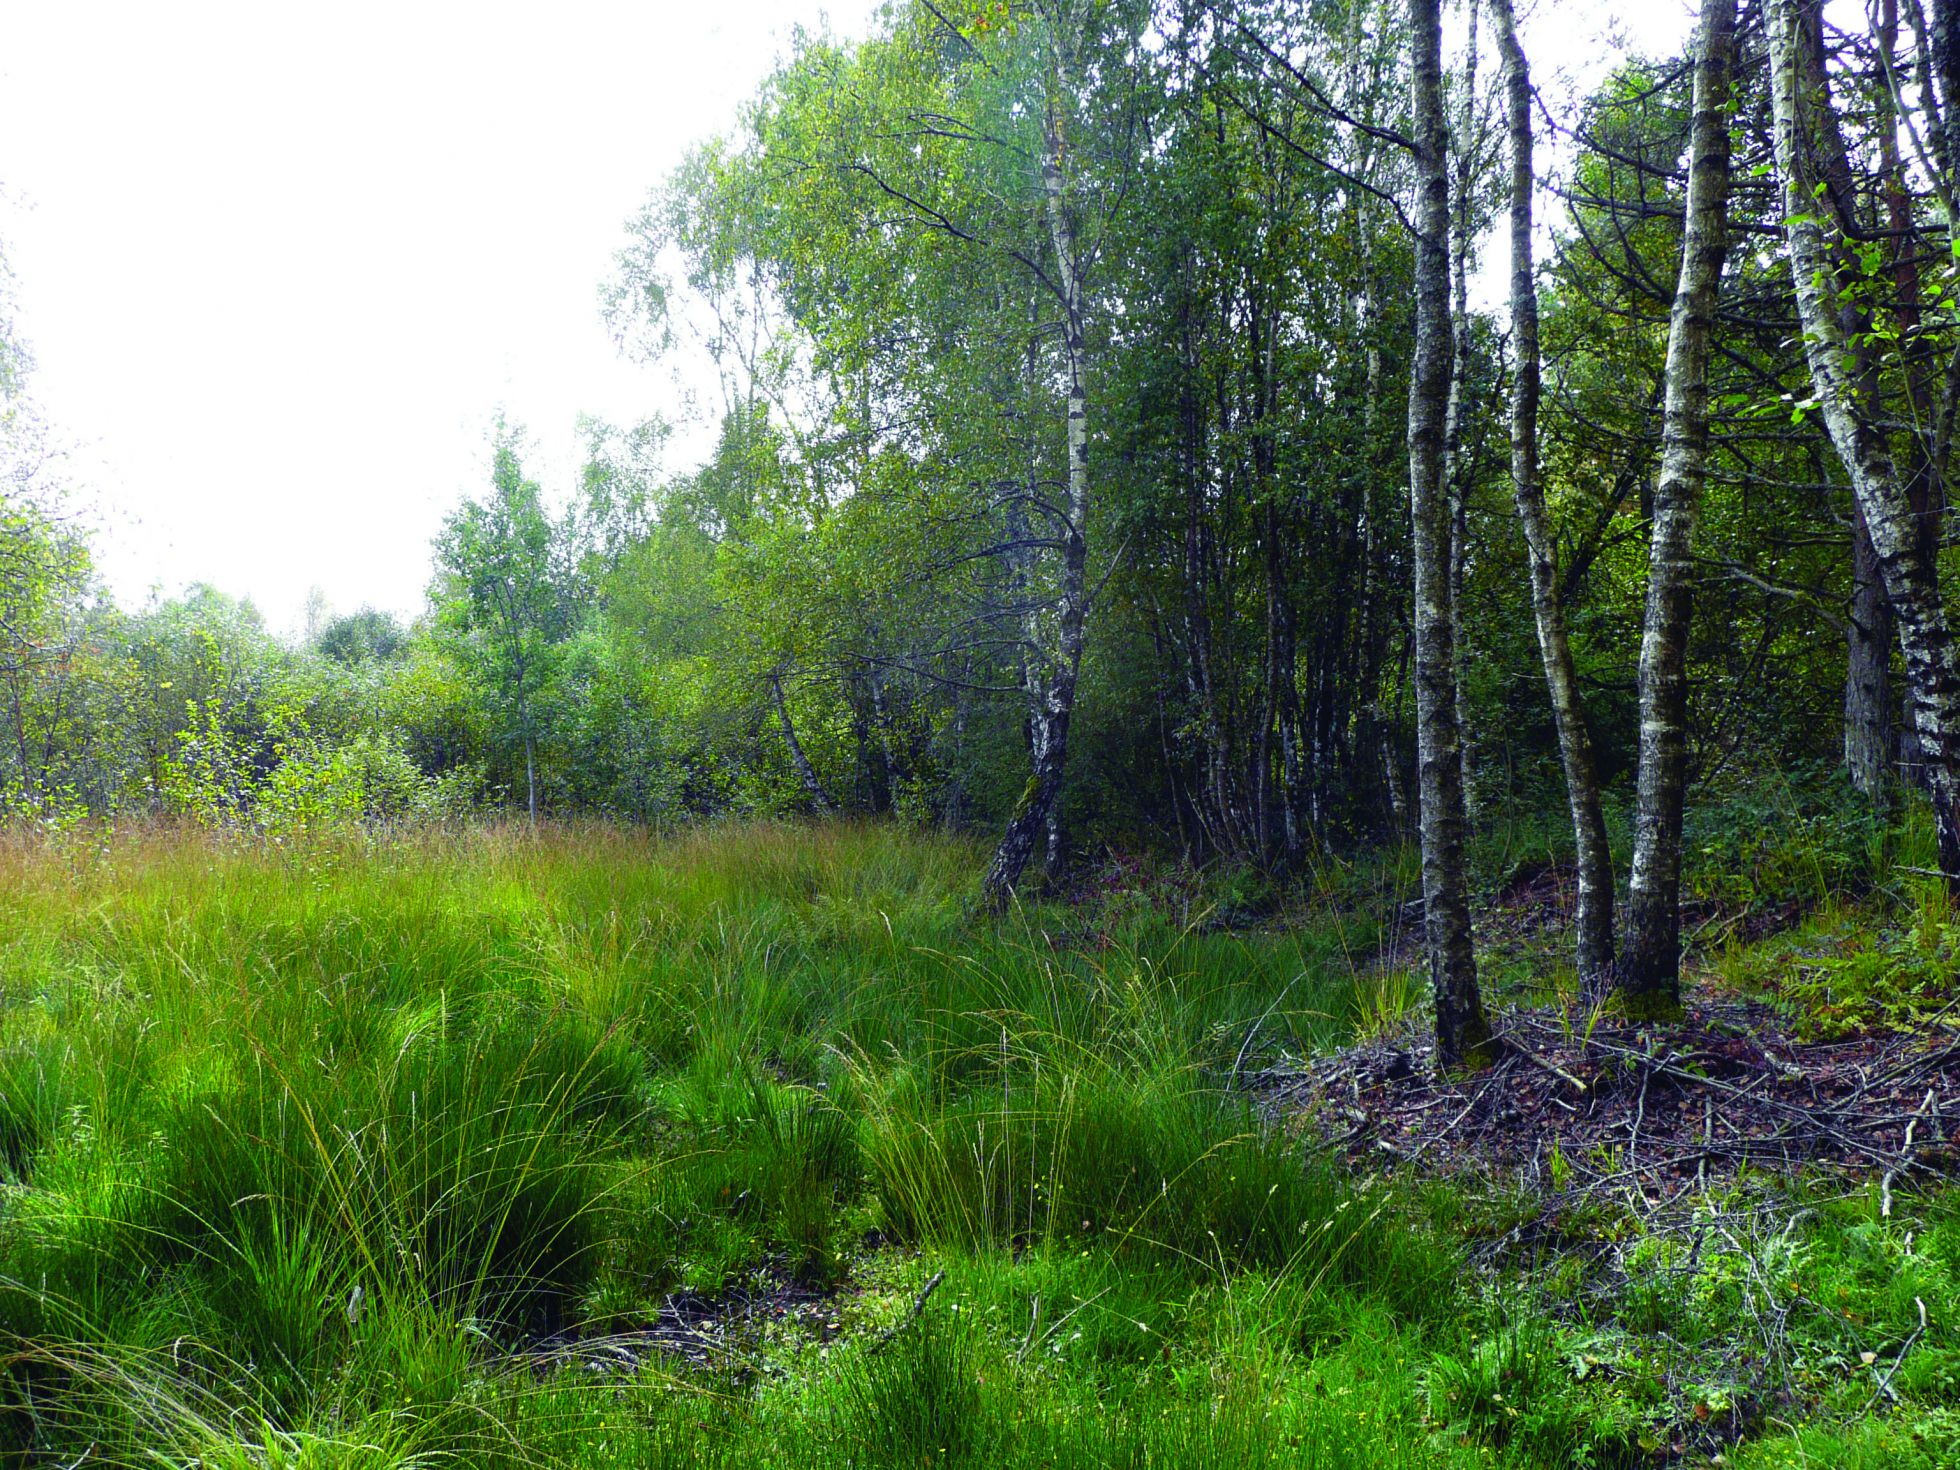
[0,820,1947,1467]
[0,0,1939,887]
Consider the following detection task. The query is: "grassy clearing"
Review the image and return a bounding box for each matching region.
[0,818,1951,1466]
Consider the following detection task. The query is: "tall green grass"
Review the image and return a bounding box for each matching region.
[0,821,1456,1466]
[0,818,1952,1465]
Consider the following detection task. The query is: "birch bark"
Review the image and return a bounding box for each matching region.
[1488,0,1616,987]
[1770,0,1960,892]
[1442,0,1482,809]
[1409,0,1496,1071]
[981,11,1093,907]
[1620,0,1737,1016]
[1846,504,1895,797]
[772,670,836,814]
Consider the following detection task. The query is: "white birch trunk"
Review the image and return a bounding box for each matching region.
[981,14,1092,907]
[1621,0,1737,1015]
[1770,0,1960,891]
[1489,0,1617,987]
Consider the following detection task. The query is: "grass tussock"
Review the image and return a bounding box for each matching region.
[0,820,1431,1466]
[0,817,1951,1466]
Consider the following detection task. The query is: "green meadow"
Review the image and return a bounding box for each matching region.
[0,822,1951,1467]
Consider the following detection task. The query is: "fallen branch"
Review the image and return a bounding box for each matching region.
[866,1269,947,1356]
[1865,1296,1929,1411]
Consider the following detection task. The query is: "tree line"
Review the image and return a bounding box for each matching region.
[2,0,1955,1071]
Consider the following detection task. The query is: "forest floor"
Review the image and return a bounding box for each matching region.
[1240,829,1960,1466]
[0,817,1953,1468]
[1264,993,1959,1199]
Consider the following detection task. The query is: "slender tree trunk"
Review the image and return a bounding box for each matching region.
[1381,711,1411,831]
[983,706,1072,909]
[8,671,32,809]
[982,65,1091,909]
[1442,0,1482,810]
[851,666,895,812]
[1273,586,1306,863]
[1935,0,1960,190]
[869,662,907,805]
[1251,297,1274,860]
[772,670,836,814]
[1847,503,1896,798]
[1178,273,1237,857]
[944,673,970,831]
[1270,483,1307,866]
[1489,0,1616,986]
[516,677,539,824]
[1772,0,1960,891]
[1876,0,1939,532]
[1620,0,1736,1017]
[525,736,537,824]
[1357,230,1406,837]
[1250,289,1305,865]
[1832,0,1909,800]
[1044,781,1069,884]
[1408,0,1495,1073]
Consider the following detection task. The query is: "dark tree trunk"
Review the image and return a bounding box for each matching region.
[860,665,897,812]
[1934,0,1960,190]
[1178,275,1239,858]
[1251,286,1306,866]
[1408,0,1496,1073]
[525,735,537,824]
[1442,0,1481,811]
[984,703,1072,909]
[519,682,539,824]
[1357,235,1406,839]
[1620,0,1737,1017]
[1847,503,1895,799]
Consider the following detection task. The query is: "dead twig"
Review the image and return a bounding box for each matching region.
[1865,1296,1929,1411]
[866,1270,947,1357]
[1260,997,1960,1203]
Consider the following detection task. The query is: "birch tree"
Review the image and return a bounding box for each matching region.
[1488,0,1616,987]
[980,0,1101,906]
[1770,0,1960,894]
[1409,0,1496,1071]
[1442,0,1485,807]
[432,433,567,824]
[1619,0,1737,1017]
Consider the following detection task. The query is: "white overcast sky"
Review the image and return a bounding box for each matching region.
[1,0,1688,637]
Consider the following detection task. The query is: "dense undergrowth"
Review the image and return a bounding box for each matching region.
[0,812,1951,1466]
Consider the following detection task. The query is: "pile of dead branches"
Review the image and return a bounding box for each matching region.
[1259,998,1958,1203]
